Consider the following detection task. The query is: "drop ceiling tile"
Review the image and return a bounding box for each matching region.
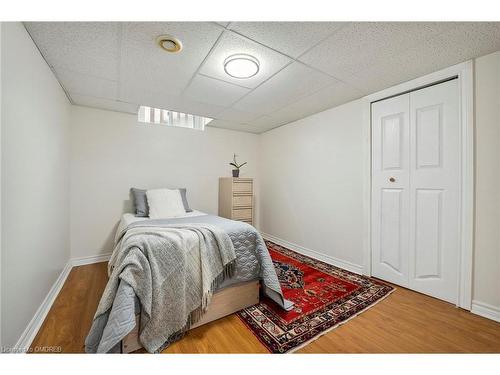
[233,62,337,114]
[255,124,284,133]
[183,74,250,107]
[270,81,364,123]
[170,99,225,119]
[229,22,346,58]
[24,22,120,80]
[467,21,500,39]
[215,108,261,123]
[255,125,282,133]
[236,126,263,134]
[70,94,138,114]
[56,68,117,100]
[207,119,261,134]
[259,113,295,128]
[299,22,455,81]
[421,22,500,63]
[246,116,284,133]
[244,82,363,131]
[26,21,500,135]
[198,31,292,89]
[247,115,276,128]
[119,22,224,100]
[119,85,226,119]
[342,22,500,94]
[167,100,224,119]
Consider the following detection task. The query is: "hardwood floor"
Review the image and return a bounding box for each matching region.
[30,262,500,353]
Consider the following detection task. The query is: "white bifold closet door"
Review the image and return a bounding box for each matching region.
[371,79,460,304]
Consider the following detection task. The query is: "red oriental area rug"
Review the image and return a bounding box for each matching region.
[237,240,394,353]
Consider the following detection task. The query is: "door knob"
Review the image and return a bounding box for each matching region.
[389,177,396,182]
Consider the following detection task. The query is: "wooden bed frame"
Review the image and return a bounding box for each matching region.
[121,280,260,353]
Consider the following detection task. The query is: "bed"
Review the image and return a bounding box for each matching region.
[85,211,292,353]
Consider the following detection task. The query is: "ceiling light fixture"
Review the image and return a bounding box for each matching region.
[156,35,183,53]
[223,54,260,79]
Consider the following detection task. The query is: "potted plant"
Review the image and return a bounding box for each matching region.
[229,154,247,178]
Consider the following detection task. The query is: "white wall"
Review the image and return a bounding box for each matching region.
[1,23,71,347]
[473,51,500,311]
[259,100,365,270]
[0,21,3,348]
[259,51,500,315]
[70,106,260,259]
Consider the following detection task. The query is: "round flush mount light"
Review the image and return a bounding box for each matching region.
[223,54,260,79]
[156,35,183,53]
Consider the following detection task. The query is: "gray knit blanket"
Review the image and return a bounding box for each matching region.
[89,223,236,353]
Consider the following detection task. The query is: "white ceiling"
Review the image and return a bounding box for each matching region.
[24,22,500,134]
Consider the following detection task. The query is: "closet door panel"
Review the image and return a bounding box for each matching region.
[379,188,405,274]
[409,79,460,303]
[415,104,442,169]
[414,188,443,279]
[381,113,404,170]
[371,94,410,287]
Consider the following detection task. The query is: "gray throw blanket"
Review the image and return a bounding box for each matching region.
[89,223,236,353]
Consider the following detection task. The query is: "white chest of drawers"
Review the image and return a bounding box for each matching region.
[218,177,253,225]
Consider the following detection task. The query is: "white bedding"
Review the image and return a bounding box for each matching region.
[116,210,208,242]
[146,188,186,219]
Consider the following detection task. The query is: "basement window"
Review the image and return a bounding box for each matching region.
[138,105,211,130]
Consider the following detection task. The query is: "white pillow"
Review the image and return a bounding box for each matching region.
[146,188,186,219]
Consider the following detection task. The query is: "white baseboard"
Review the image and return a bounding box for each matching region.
[70,252,112,267]
[13,252,111,353]
[471,300,500,323]
[261,232,364,275]
[14,261,72,353]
